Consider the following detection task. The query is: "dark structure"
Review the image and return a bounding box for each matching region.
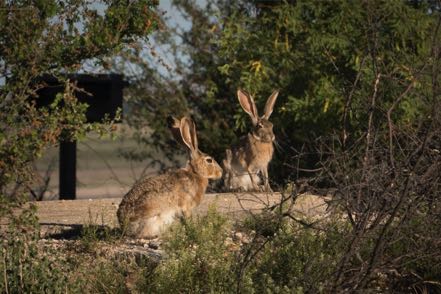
[36,74,125,200]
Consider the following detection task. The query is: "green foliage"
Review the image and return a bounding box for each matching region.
[2,205,440,293]
[0,1,158,292]
[1,242,70,293]
[134,207,349,293]
[80,222,123,253]
[120,0,439,187]
[237,208,348,293]
[78,259,133,294]
[0,0,159,204]
[137,208,239,293]
[0,0,158,208]
[217,0,437,182]
[154,200,440,292]
[382,208,441,290]
[0,215,76,293]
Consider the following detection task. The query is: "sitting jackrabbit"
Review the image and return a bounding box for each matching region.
[117,116,223,238]
[223,89,279,192]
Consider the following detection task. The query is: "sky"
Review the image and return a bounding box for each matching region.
[145,0,208,79]
[80,0,201,78]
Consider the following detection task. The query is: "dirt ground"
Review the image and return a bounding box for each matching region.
[34,192,330,232]
[25,130,334,260]
[1,192,331,261]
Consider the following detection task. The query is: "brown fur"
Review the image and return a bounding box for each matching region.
[117,117,222,238]
[223,90,278,192]
[117,168,208,222]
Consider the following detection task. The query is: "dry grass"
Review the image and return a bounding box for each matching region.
[34,127,182,199]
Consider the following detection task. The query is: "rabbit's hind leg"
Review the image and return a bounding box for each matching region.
[137,209,180,238]
[247,168,261,191]
[261,167,272,192]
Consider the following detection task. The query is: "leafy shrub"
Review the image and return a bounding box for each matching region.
[136,206,350,293]
[236,208,348,294]
[77,259,134,294]
[137,208,240,293]
[120,0,439,187]
[0,207,76,293]
[0,2,158,291]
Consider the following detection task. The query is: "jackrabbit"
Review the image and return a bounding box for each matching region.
[223,89,279,192]
[117,116,223,238]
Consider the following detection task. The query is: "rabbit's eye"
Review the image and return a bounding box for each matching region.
[206,158,213,163]
[257,123,263,129]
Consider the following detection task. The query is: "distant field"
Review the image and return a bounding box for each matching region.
[34,127,180,200]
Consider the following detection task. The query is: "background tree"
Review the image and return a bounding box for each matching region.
[0,1,158,291]
[0,0,158,205]
[1,1,440,292]
[121,0,439,189]
[119,4,441,289]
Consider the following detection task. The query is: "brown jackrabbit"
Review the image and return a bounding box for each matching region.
[117,116,223,238]
[223,89,279,192]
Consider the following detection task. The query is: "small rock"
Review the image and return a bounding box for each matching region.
[234,231,251,244]
[224,237,234,246]
[148,240,160,250]
[233,232,243,241]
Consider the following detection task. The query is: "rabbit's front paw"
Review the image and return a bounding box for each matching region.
[262,185,273,193]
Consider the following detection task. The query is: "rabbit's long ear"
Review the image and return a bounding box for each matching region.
[188,117,199,152]
[262,90,279,119]
[167,115,185,146]
[237,89,258,125]
[180,116,198,156]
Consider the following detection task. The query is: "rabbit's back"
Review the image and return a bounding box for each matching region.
[117,169,207,233]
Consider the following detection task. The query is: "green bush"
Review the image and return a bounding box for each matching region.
[239,211,347,294]
[2,204,440,293]
[136,207,351,293]
[1,233,76,293]
[78,259,134,294]
[120,0,439,186]
[0,204,80,293]
[0,2,158,291]
[137,208,240,293]
[383,212,441,291]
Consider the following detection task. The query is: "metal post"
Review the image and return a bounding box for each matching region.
[59,140,76,200]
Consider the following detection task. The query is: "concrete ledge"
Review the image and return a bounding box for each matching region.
[33,192,330,229]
